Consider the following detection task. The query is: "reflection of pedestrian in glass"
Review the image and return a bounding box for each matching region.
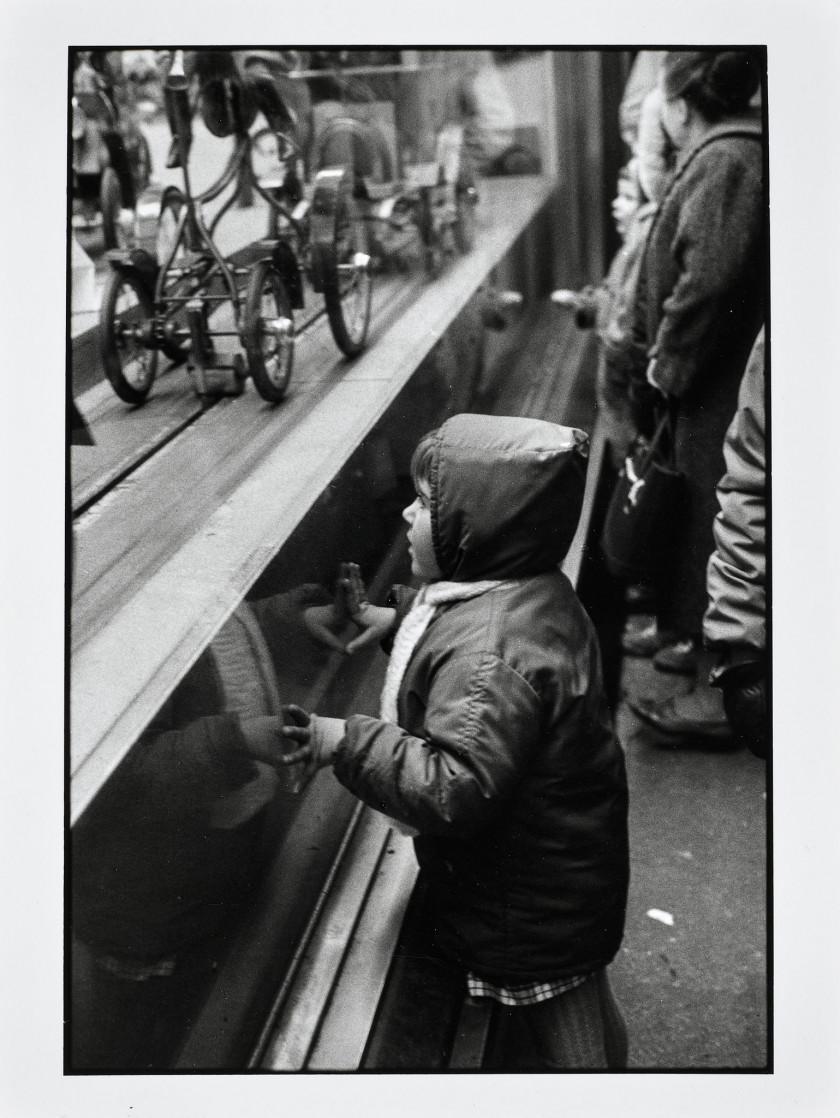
[450,50,539,176]
[157,50,312,178]
[72,50,137,208]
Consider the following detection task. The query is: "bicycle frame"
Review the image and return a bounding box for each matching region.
[99,52,373,405]
[153,129,309,344]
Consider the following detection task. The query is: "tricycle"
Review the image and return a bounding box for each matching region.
[302,59,479,276]
[99,50,373,405]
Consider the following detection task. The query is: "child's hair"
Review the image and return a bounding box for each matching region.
[410,428,439,493]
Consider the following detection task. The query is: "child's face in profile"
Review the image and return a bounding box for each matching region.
[611,175,641,238]
[403,479,441,581]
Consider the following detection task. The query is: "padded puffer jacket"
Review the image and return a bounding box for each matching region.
[704,329,766,653]
[333,414,630,985]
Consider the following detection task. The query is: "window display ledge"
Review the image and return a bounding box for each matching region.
[71,174,556,824]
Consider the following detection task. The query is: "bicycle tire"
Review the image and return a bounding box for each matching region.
[311,171,373,357]
[99,269,157,404]
[242,260,294,402]
[100,167,125,250]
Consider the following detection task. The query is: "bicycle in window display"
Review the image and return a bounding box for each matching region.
[98,50,373,406]
[299,58,479,277]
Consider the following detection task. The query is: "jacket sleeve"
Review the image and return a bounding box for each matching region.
[650,148,763,398]
[333,652,542,838]
[703,331,766,652]
[618,221,655,395]
[601,207,655,357]
[120,716,252,821]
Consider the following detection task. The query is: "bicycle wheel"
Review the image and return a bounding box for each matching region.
[313,117,395,189]
[99,269,157,404]
[100,166,126,250]
[155,189,183,266]
[131,130,152,197]
[242,261,294,402]
[155,190,193,363]
[311,172,373,357]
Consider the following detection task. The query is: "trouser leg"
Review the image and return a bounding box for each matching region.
[594,967,629,1068]
[485,968,628,1070]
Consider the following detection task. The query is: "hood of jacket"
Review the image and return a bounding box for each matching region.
[428,414,589,581]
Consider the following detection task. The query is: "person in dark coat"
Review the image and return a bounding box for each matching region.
[275,413,631,1069]
[620,50,766,682]
[629,329,767,747]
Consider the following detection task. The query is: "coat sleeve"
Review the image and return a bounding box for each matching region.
[618,217,655,395]
[119,716,252,821]
[601,207,655,358]
[703,331,766,652]
[332,652,543,838]
[650,147,763,399]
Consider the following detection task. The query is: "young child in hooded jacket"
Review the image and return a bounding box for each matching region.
[553,159,659,469]
[277,413,631,1070]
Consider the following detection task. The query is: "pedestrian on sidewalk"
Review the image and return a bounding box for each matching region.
[630,329,768,747]
[619,50,765,680]
[553,157,657,469]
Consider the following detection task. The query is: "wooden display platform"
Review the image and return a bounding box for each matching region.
[71,175,555,824]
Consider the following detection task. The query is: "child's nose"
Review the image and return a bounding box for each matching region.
[402,499,417,525]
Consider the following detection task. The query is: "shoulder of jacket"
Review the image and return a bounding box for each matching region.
[442,580,587,675]
[680,129,763,177]
[661,139,761,216]
[441,647,544,708]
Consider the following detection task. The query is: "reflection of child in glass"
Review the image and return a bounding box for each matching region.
[72,587,346,974]
[273,414,631,1069]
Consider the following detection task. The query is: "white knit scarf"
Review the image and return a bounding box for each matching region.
[379,579,510,724]
[377,578,509,837]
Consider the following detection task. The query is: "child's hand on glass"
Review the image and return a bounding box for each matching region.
[278,704,346,771]
[303,562,396,655]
